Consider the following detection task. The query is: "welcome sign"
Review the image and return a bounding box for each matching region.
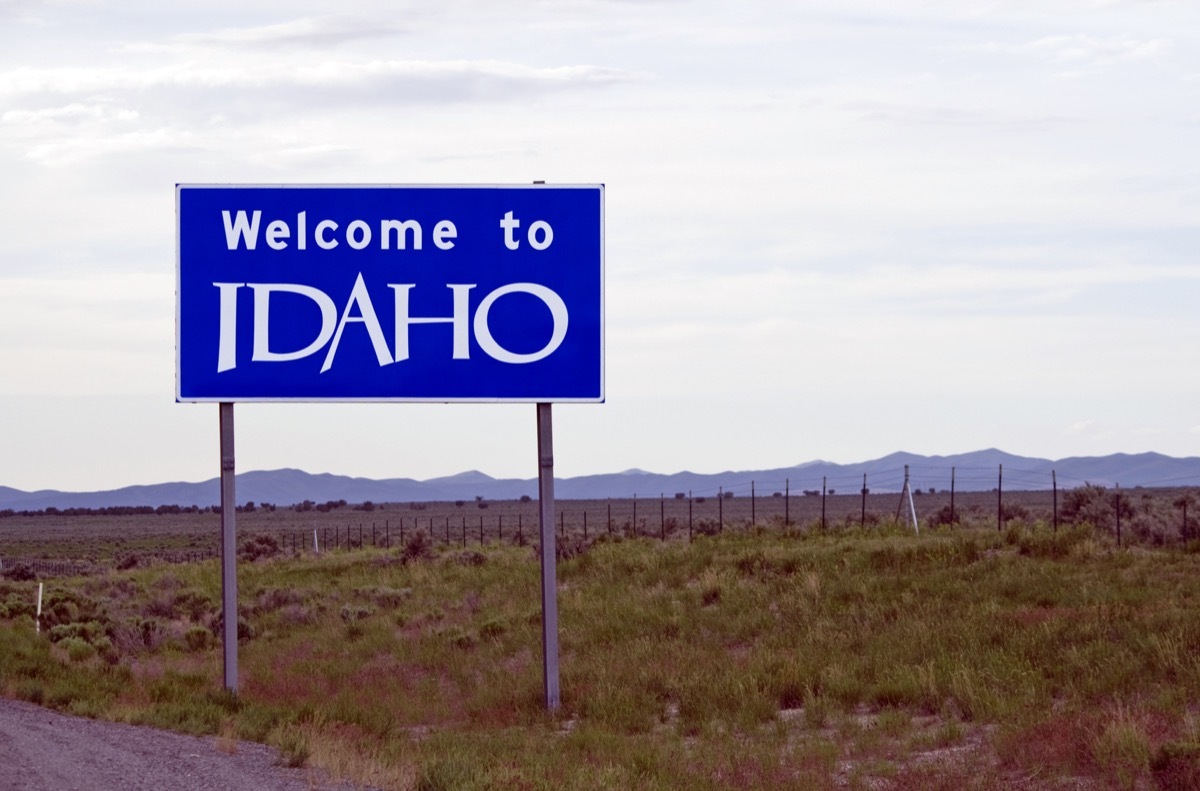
[176,184,604,402]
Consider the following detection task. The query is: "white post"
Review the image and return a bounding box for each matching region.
[313,527,320,554]
[36,582,43,634]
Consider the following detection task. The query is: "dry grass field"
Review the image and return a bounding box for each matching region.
[3,489,1200,789]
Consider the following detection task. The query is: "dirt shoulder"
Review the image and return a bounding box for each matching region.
[0,697,362,791]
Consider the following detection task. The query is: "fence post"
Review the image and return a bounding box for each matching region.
[861,474,867,528]
[660,493,665,541]
[1052,470,1058,533]
[821,476,827,530]
[718,486,724,532]
[751,480,756,526]
[997,464,1003,532]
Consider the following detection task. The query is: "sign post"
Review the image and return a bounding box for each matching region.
[536,402,560,709]
[178,184,603,710]
[218,402,238,693]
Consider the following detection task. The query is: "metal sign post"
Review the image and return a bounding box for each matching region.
[536,402,560,710]
[218,402,238,693]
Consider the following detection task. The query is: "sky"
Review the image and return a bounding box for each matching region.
[2,0,1198,492]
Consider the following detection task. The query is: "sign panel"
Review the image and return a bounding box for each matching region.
[177,184,604,402]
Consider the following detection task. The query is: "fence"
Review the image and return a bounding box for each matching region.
[3,464,1198,578]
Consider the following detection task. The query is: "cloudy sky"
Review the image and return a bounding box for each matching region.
[2,0,1198,492]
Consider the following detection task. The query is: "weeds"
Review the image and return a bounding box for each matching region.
[3,528,1200,788]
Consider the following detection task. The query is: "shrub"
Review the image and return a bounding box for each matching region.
[479,618,505,640]
[48,621,105,645]
[927,504,960,527]
[111,616,171,653]
[62,637,97,663]
[1061,484,1133,533]
[1,562,37,581]
[340,604,373,623]
[239,534,281,562]
[253,587,307,614]
[183,626,214,652]
[401,531,436,564]
[210,612,256,643]
[0,594,35,619]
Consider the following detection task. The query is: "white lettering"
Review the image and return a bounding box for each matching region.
[266,220,289,250]
[315,220,338,250]
[218,212,461,253]
[528,220,553,250]
[346,220,371,250]
[214,282,243,372]
[214,277,571,373]
[249,283,338,364]
[473,283,568,363]
[389,284,474,361]
[433,220,457,250]
[222,210,261,250]
[500,211,520,250]
[321,273,392,373]
[380,220,422,250]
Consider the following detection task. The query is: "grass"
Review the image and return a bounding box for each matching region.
[3,521,1200,788]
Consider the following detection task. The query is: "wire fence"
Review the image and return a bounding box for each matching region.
[3,464,1198,578]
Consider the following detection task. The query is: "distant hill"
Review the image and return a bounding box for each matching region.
[2,449,1199,511]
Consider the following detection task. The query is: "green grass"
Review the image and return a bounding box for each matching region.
[3,523,1200,788]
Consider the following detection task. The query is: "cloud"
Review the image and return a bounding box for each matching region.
[0,56,640,165]
[150,16,406,50]
[971,33,1170,74]
[1024,33,1168,63]
[837,98,1078,131]
[0,59,636,100]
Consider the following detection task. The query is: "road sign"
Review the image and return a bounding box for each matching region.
[177,184,604,402]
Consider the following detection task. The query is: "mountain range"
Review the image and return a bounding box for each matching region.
[3,449,1199,512]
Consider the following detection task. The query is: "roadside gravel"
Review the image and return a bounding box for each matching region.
[0,697,364,791]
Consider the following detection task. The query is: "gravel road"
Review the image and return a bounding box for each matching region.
[0,697,363,791]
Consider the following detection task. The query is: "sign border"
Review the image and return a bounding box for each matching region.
[175,183,605,404]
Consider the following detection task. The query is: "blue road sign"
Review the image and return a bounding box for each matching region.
[177,184,604,402]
